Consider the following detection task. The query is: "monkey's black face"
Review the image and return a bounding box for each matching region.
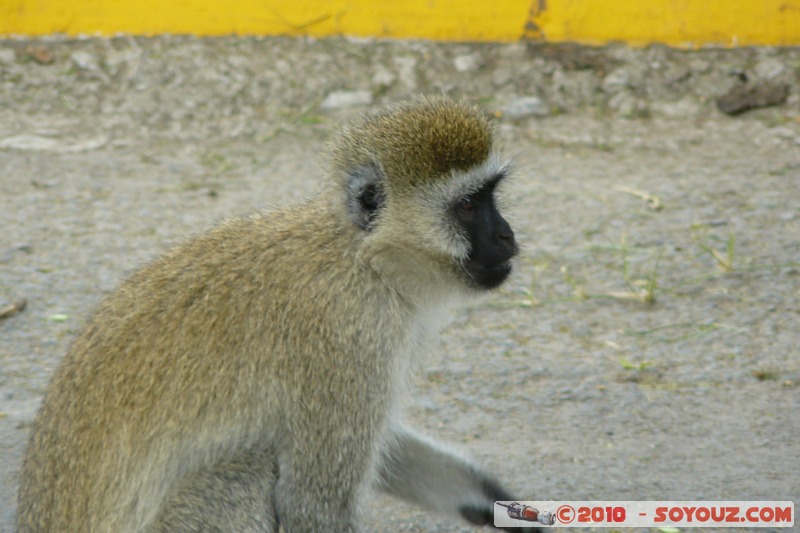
[454,176,518,290]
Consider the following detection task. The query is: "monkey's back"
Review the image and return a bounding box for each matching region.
[16,199,407,532]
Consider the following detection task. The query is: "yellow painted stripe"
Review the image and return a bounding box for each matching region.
[0,0,533,40]
[529,0,800,47]
[1,0,799,46]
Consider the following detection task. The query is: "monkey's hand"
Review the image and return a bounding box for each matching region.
[459,504,542,533]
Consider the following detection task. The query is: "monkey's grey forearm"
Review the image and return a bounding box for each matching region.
[375,426,531,530]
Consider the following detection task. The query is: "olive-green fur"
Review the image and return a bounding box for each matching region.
[16,96,518,533]
[328,95,492,196]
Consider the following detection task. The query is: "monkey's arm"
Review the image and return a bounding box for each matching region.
[375,425,540,532]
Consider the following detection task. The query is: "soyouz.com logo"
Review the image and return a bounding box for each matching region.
[494,501,794,528]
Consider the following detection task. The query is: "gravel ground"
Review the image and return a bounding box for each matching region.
[1,36,799,532]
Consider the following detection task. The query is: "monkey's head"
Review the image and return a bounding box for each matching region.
[329,95,518,294]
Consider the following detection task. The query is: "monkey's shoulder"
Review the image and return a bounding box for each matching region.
[88,205,374,327]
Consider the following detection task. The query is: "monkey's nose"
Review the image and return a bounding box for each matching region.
[497,219,514,241]
[498,227,514,241]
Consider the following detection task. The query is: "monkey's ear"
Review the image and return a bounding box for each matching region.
[346,163,386,231]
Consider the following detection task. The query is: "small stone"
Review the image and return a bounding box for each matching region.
[320,90,373,110]
[491,67,512,88]
[0,48,15,65]
[754,58,786,81]
[608,91,640,116]
[653,97,700,118]
[453,53,482,73]
[371,66,396,88]
[25,45,54,64]
[601,67,630,93]
[393,56,418,90]
[688,58,711,74]
[716,80,790,115]
[70,51,100,72]
[0,298,26,320]
[663,64,691,85]
[501,96,550,119]
[0,134,107,152]
[105,47,142,77]
[771,127,796,141]
[0,135,58,151]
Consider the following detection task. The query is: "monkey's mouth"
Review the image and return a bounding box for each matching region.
[462,260,513,290]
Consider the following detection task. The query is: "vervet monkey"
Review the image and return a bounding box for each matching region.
[17,96,536,532]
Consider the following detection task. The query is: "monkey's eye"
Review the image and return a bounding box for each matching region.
[458,199,476,212]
